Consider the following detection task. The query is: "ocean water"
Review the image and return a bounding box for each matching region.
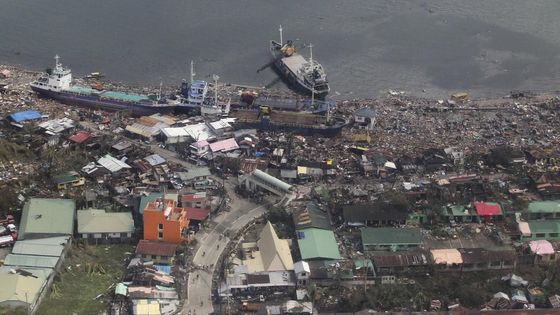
[1,0,560,99]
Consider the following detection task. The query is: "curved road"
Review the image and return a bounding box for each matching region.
[76,125,263,314]
[182,180,265,315]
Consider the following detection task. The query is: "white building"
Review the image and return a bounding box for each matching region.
[354,107,377,130]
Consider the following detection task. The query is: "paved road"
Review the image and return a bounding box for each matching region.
[182,179,265,315]
[77,125,265,314]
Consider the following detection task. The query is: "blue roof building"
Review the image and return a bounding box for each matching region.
[8,110,42,123]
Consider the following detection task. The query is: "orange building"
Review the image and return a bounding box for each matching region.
[143,198,189,244]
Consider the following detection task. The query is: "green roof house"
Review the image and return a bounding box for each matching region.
[297,228,341,261]
[522,220,560,241]
[77,209,135,243]
[19,198,75,240]
[361,227,423,251]
[526,201,560,220]
[138,192,163,215]
[440,205,476,223]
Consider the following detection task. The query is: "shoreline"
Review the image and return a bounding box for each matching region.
[3,62,560,104]
[1,63,560,159]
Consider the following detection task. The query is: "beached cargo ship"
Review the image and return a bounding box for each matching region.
[30,56,176,116]
[269,26,330,98]
[229,107,346,137]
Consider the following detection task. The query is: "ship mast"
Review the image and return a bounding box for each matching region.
[213,74,220,108]
[309,43,313,65]
[190,60,196,84]
[279,25,283,46]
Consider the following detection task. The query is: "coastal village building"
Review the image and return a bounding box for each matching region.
[343,204,408,227]
[241,169,293,197]
[135,240,177,265]
[430,249,463,271]
[97,154,132,174]
[190,140,210,158]
[226,222,295,295]
[520,220,560,241]
[1,198,76,314]
[177,167,212,189]
[19,198,75,240]
[525,200,560,220]
[180,192,209,209]
[143,198,189,244]
[296,228,341,261]
[473,202,504,222]
[360,227,423,252]
[371,252,431,275]
[293,202,331,230]
[238,222,294,273]
[528,240,558,264]
[77,209,135,243]
[53,171,85,190]
[353,107,377,130]
[0,268,51,314]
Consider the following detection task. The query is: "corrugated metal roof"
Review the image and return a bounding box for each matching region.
[136,240,177,257]
[125,123,161,138]
[77,209,134,234]
[149,113,176,125]
[98,154,131,173]
[474,202,502,216]
[361,227,422,245]
[144,154,166,166]
[252,169,292,192]
[184,122,213,140]
[161,127,189,138]
[371,253,429,267]
[138,192,164,215]
[4,254,59,268]
[209,119,232,130]
[209,138,239,153]
[528,220,560,234]
[0,271,48,306]
[184,207,210,221]
[112,140,133,151]
[527,200,560,213]
[177,167,211,181]
[19,198,75,240]
[38,117,75,134]
[68,131,91,144]
[12,239,66,257]
[296,228,341,260]
[529,240,554,255]
[257,222,294,272]
[430,249,463,265]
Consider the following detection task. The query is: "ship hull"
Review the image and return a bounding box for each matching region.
[31,86,175,116]
[270,41,329,99]
[231,109,345,137]
[233,119,344,137]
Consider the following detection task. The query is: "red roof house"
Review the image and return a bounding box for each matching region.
[474,202,503,221]
[184,207,210,221]
[68,131,91,144]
